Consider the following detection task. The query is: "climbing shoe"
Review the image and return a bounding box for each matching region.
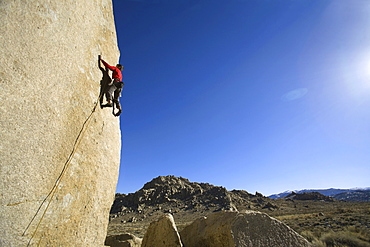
[102,103,113,108]
[114,110,122,117]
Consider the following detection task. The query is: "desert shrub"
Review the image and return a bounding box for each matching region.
[312,239,327,247]
[300,230,328,247]
[347,226,358,233]
[301,230,317,242]
[346,226,370,242]
[320,231,370,247]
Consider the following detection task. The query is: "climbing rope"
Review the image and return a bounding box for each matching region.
[23,88,105,246]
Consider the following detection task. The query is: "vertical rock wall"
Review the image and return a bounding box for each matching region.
[0,0,121,246]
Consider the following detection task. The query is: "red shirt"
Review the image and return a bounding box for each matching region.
[101,59,122,81]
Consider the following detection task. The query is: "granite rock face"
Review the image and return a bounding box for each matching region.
[141,214,183,247]
[0,0,121,246]
[180,211,312,247]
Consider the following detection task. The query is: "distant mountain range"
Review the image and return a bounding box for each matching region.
[269,188,370,202]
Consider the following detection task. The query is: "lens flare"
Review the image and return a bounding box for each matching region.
[281,88,308,102]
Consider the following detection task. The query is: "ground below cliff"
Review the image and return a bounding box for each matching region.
[107,175,370,245]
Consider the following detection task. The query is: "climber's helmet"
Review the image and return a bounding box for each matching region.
[116,64,124,71]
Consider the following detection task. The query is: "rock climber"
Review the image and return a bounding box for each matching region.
[100,56,124,117]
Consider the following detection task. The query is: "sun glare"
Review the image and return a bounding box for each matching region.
[365,59,370,80]
[339,52,370,99]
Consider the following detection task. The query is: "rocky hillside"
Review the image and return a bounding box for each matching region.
[108,175,283,239]
[110,175,273,217]
[284,192,336,201]
[333,190,370,201]
[113,176,233,213]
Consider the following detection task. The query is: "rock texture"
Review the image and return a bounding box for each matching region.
[141,214,183,247]
[105,233,142,247]
[0,0,120,246]
[180,211,312,247]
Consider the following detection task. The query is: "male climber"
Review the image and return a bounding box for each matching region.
[100,56,124,117]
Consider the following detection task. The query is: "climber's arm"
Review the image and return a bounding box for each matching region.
[100,58,115,71]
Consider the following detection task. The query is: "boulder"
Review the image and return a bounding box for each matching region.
[105,233,142,247]
[180,211,311,247]
[141,214,183,247]
[0,0,120,246]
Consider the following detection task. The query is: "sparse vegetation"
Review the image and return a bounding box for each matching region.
[301,227,370,247]
[269,201,370,247]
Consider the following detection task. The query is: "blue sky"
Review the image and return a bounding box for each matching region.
[111,0,370,196]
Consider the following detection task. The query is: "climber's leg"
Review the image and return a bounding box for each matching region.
[103,84,116,107]
[113,88,122,116]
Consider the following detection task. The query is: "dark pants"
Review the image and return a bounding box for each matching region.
[106,79,123,110]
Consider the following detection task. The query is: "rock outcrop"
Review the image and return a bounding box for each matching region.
[0,0,121,246]
[141,214,183,247]
[180,211,312,247]
[110,175,249,216]
[105,233,142,247]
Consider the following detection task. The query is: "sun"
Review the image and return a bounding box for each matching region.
[338,51,370,99]
[365,59,370,79]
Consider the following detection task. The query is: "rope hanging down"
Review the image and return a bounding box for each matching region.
[23,90,105,246]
